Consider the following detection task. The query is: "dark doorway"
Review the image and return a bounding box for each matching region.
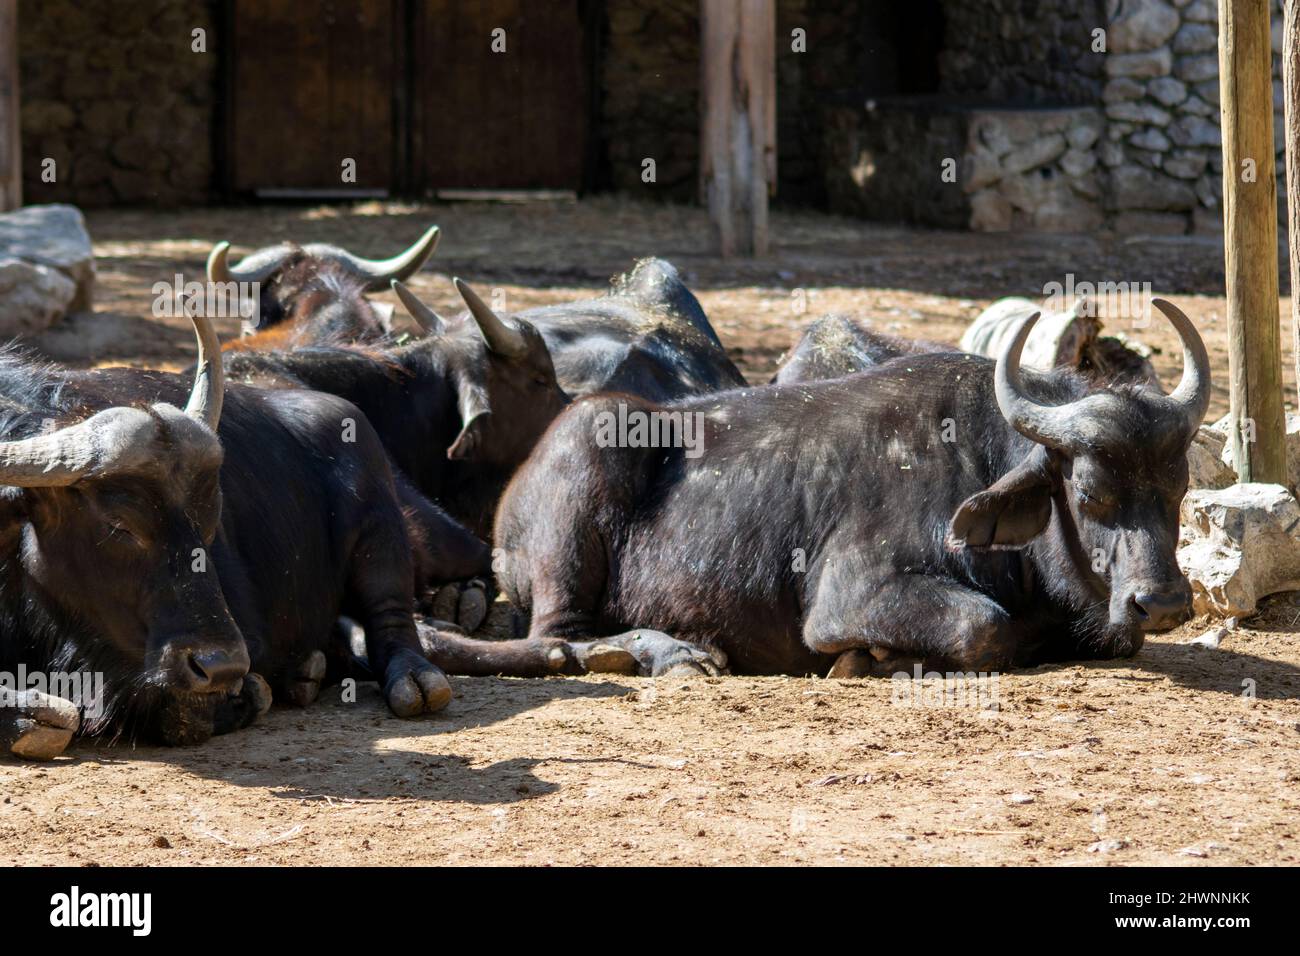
[858,0,945,97]
[225,0,591,197]
[410,0,589,192]
[227,0,401,195]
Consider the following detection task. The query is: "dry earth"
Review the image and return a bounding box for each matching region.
[4,198,1298,865]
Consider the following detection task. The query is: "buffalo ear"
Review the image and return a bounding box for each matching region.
[947,450,1055,550]
[447,411,489,460]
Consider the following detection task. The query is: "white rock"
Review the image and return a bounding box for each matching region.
[1108,48,1175,79]
[969,189,1013,232]
[1149,76,1189,106]
[0,203,95,312]
[1001,133,1068,176]
[1177,483,1300,618]
[1108,101,1173,126]
[1187,426,1237,489]
[1184,627,1227,647]
[1108,0,1181,54]
[1060,148,1098,178]
[1214,411,1300,491]
[0,257,77,336]
[1173,22,1219,54]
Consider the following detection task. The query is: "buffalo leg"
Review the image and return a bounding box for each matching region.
[804,572,1016,675]
[565,629,728,677]
[415,624,724,678]
[416,623,589,676]
[0,687,79,760]
[345,506,453,717]
[283,650,328,707]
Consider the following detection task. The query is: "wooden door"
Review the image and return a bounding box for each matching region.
[411,0,589,191]
[228,0,399,195]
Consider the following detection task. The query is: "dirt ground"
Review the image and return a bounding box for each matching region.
[5,198,1299,866]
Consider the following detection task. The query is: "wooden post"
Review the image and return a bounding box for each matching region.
[699,0,775,257]
[1285,0,1300,441]
[1220,0,1287,484]
[0,0,20,211]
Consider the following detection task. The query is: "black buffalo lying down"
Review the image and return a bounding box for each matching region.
[208,224,441,349]
[520,257,747,402]
[495,299,1209,676]
[224,258,743,540]
[772,314,948,385]
[0,308,656,761]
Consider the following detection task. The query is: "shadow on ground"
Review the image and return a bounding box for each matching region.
[61,675,636,804]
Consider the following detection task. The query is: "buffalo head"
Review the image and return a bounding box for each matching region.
[0,303,248,740]
[392,277,569,466]
[208,225,440,346]
[949,298,1210,656]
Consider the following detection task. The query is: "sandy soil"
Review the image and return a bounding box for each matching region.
[5,198,1299,866]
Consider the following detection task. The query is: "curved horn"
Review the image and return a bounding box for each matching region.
[1150,298,1212,429]
[0,407,161,488]
[180,294,224,430]
[391,279,446,336]
[318,225,441,291]
[206,241,291,286]
[454,277,527,358]
[0,298,224,487]
[994,312,1079,450]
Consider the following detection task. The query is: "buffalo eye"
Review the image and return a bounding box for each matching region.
[106,520,145,548]
[1074,487,1115,516]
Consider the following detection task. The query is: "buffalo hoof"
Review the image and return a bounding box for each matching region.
[825,646,926,679]
[244,673,274,717]
[211,673,275,736]
[569,641,639,675]
[0,688,79,761]
[384,649,453,716]
[588,630,728,677]
[827,649,874,679]
[285,650,328,708]
[456,580,490,633]
[428,579,492,633]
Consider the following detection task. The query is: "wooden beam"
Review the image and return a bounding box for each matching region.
[1285,0,1300,452]
[1219,0,1287,484]
[699,0,775,257]
[0,0,20,211]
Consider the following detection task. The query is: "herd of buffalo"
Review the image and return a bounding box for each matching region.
[0,224,1211,760]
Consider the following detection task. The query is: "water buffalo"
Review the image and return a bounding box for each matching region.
[511,258,746,400]
[224,278,570,539]
[494,299,1209,677]
[772,314,949,384]
[0,304,626,760]
[206,225,440,349]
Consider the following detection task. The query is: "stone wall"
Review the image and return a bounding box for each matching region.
[19,0,219,207]
[824,102,1106,232]
[1099,0,1281,235]
[939,0,1107,104]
